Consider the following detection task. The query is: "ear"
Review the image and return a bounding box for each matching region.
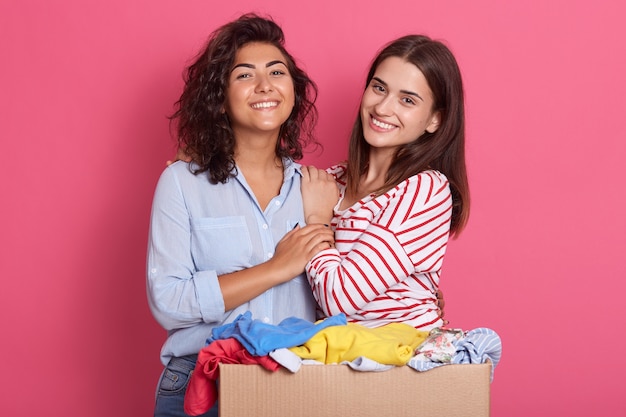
[425,111,441,133]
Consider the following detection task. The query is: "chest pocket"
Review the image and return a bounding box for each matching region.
[190,216,253,272]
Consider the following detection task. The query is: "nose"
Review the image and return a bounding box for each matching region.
[255,73,273,93]
[373,95,393,116]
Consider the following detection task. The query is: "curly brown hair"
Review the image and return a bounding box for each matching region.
[170,13,318,183]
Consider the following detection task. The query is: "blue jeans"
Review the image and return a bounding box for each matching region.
[154,354,218,417]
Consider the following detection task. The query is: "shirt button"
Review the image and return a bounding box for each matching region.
[267,252,273,259]
[275,201,281,206]
[262,317,271,323]
[262,224,268,230]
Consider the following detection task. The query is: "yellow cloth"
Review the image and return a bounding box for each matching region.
[288,322,429,366]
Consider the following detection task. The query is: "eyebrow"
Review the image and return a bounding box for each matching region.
[232,60,288,71]
[372,76,424,102]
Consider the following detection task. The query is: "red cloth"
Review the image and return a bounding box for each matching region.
[183,338,280,416]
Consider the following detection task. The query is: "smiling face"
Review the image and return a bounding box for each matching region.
[225,42,295,139]
[360,56,440,152]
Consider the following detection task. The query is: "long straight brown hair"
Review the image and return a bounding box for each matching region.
[346,35,470,237]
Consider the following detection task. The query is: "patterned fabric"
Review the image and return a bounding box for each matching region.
[413,327,465,363]
[407,327,503,381]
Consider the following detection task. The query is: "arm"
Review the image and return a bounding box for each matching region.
[306,171,452,317]
[147,168,333,330]
[218,224,334,310]
[147,167,210,330]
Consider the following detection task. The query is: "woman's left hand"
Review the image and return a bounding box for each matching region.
[301,165,339,225]
[436,289,449,326]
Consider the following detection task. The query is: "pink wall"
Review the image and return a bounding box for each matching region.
[1,0,625,415]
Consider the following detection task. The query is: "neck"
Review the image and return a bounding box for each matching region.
[234,141,284,212]
[357,149,393,195]
[234,132,281,172]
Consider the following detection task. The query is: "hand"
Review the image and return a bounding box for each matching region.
[301,165,339,225]
[270,224,335,281]
[436,289,449,326]
[166,147,192,166]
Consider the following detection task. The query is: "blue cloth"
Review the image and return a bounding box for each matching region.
[407,327,502,381]
[147,159,317,366]
[209,311,348,356]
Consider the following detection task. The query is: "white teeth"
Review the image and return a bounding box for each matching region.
[372,117,395,129]
[251,102,278,109]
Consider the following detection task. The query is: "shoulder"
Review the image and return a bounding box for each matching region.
[158,161,199,182]
[394,170,450,198]
[379,170,451,219]
[326,162,348,185]
[154,161,213,196]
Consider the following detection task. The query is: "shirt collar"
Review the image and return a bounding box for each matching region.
[284,158,302,182]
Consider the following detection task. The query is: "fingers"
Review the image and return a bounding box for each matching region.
[304,234,335,258]
[286,223,333,242]
[301,166,310,180]
[436,289,445,310]
[292,224,334,252]
[275,224,334,271]
[297,223,332,234]
[302,165,333,181]
[297,224,334,242]
[434,289,446,325]
[301,165,317,181]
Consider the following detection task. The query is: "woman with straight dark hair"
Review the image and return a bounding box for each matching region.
[302,34,469,330]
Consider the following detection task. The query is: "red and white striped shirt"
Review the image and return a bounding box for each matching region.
[306,164,452,330]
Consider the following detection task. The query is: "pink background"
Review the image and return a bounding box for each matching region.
[1,0,625,416]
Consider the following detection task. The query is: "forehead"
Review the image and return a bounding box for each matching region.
[373,57,432,97]
[233,42,288,65]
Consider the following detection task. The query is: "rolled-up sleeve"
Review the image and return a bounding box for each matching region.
[146,167,225,331]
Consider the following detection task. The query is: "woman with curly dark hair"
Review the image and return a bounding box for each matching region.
[172,14,319,184]
[146,14,334,417]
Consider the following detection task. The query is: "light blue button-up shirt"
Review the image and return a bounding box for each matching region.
[147,159,316,365]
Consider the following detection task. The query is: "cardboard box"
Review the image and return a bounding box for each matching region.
[219,362,491,417]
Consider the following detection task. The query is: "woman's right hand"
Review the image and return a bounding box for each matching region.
[301,165,339,225]
[271,224,335,282]
[166,147,192,166]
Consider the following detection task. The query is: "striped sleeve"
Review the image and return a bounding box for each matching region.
[306,171,452,319]
[395,171,452,273]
